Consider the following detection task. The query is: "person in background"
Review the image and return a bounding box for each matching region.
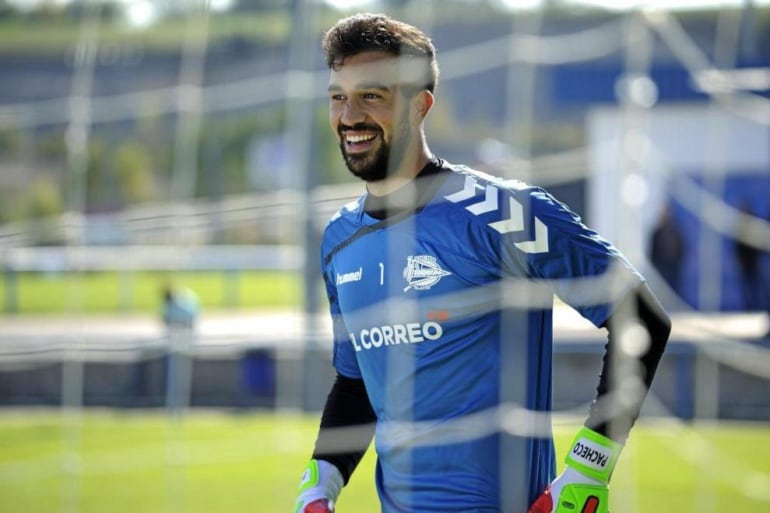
[649,202,684,295]
[162,285,199,330]
[734,199,770,338]
[161,284,199,414]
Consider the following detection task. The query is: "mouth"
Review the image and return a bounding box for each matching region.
[341,130,380,154]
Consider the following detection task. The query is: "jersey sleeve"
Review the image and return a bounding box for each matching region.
[322,253,363,380]
[496,187,644,327]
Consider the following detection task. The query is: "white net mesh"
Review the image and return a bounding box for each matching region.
[0,1,768,512]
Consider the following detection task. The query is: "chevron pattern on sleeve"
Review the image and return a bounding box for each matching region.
[444,173,549,254]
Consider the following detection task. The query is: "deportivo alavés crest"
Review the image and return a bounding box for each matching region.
[403,255,452,292]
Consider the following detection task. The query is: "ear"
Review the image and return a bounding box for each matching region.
[412,90,434,123]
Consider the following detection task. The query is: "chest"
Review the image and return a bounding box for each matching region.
[330,220,498,327]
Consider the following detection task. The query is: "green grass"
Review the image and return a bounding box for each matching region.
[0,411,767,513]
[0,271,302,314]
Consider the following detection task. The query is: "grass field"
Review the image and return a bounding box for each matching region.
[0,410,768,513]
[0,271,301,315]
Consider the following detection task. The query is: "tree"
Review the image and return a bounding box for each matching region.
[115,140,157,205]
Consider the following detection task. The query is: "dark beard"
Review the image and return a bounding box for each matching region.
[341,137,390,182]
[340,122,410,183]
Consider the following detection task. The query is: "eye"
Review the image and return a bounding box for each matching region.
[362,92,383,100]
[330,93,346,102]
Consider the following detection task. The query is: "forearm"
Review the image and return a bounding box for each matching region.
[588,282,671,443]
[313,374,377,484]
[530,287,669,512]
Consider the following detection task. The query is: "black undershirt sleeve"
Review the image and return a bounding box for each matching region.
[312,374,377,485]
[586,282,672,444]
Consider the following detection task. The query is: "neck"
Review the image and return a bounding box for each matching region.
[366,140,432,196]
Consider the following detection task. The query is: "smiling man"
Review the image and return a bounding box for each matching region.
[327,44,435,191]
[293,13,671,513]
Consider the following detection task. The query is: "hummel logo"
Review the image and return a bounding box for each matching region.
[336,267,363,286]
[403,255,451,292]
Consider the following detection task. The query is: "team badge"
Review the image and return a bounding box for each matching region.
[403,255,452,292]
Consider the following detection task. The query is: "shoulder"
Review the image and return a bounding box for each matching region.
[437,162,563,230]
[321,194,364,255]
[440,162,545,203]
[436,163,599,263]
[327,194,363,223]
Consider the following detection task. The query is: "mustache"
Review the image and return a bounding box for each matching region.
[339,123,381,134]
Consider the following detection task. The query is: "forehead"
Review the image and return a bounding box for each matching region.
[328,51,426,90]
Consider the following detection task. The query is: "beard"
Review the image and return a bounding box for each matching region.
[339,121,411,183]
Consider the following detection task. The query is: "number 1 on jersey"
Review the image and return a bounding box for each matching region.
[379,262,384,286]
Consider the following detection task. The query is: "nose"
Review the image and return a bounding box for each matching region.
[340,98,365,126]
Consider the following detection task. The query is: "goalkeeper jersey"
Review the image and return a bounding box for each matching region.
[321,159,643,513]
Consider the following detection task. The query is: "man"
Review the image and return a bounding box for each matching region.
[649,202,683,294]
[294,13,670,513]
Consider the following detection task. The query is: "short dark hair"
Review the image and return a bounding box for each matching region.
[322,13,439,93]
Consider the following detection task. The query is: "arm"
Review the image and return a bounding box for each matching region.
[588,282,671,442]
[314,373,377,481]
[294,374,376,513]
[529,282,671,513]
[297,215,382,512]
[484,185,671,512]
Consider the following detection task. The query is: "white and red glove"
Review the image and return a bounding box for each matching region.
[293,459,344,513]
[529,427,623,513]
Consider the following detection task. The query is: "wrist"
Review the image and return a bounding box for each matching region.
[564,426,623,483]
[294,459,344,513]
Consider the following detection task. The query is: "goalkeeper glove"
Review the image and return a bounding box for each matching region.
[293,459,344,513]
[529,427,623,513]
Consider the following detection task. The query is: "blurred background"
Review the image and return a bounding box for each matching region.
[0,0,769,512]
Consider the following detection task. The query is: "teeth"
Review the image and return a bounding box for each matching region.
[346,133,376,143]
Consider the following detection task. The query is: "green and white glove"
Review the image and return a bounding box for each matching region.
[529,427,623,513]
[293,459,344,513]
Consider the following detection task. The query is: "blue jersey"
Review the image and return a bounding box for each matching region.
[321,161,643,513]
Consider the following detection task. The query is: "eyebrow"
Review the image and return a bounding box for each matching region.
[327,82,392,93]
